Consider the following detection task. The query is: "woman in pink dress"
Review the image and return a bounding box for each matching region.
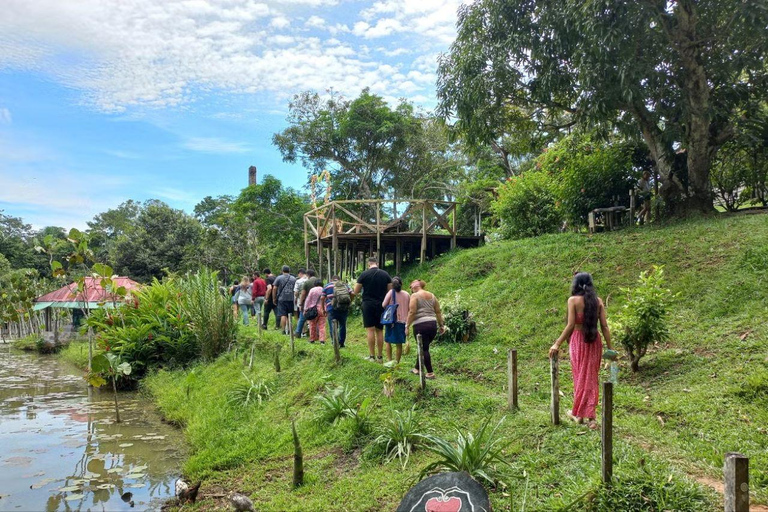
[549,272,614,430]
[304,281,327,344]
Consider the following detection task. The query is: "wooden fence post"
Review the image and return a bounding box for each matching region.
[550,353,560,425]
[332,319,341,364]
[416,334,426,392]
[724,452,749,512]
[507,349,518,410]
[288,314,295,357]
[602,381,613,486]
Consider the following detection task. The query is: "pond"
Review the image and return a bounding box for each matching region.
[0,345,186,511]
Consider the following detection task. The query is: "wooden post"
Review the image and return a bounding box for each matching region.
[451,204,457,249]
[416,333,426,392]
[376,202,382,267]
[332,205,338,278]
[550,353,560,425]
[420,202,427,264]
[602,381,613,485]
[629,190,636,224]
[288,314,295,357]
[318,238,323,280]
[724,452,749,512]
[332,319,341,364]
[304,215,310,269]
[395,238,402,276]
[507,349,518,410]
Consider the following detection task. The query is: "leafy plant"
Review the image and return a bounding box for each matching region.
[372,406,430,468]
[88,352,132,423]
[227,372,272,408]
[613,266,677,372]
[492,170,562,239]
[420,417,510,487]
[436,291,477,343]
[316,385,361,424]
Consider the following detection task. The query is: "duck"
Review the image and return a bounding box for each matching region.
[229,492,255,512]
[175,478,202,504]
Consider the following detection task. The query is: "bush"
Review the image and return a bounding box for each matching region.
[492,171,562,239]
[536,134,636,225]
[372,406,430,468]
[613,266,676,372]
[12,333,43,352]
[420,417,510,488]
[436,291,477,343]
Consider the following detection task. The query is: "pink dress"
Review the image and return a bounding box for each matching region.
[569,312,602,419]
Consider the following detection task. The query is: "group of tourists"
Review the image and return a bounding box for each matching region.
[230,261,615,419]
[227,257,446,378]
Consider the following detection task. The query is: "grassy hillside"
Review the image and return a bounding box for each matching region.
[145,213,768,511]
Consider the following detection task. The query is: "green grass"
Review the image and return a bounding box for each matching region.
[58,340,94,370]
[144,213,768,511]
[12,333,42,351]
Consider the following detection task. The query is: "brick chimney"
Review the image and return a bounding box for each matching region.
[248,165,257,186]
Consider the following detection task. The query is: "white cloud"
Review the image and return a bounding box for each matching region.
[183,136,252,153]
[0,108,11,124]
[0,0,465,112]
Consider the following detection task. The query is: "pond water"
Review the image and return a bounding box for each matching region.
[0,346,186,511]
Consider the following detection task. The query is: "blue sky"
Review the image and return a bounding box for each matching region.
[0,0,463,229]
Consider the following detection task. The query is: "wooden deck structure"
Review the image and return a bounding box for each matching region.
[304,199,483,280]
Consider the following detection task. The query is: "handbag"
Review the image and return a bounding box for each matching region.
[380,289,398,325]
[304,306,319,320]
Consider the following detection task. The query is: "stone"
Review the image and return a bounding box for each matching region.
[397,472,491,512]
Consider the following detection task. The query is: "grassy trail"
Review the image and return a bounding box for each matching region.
[145,212,768,511]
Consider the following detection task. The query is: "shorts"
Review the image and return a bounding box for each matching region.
[385,322,406,344]
[362,301,384,330]
[277,300,294,317]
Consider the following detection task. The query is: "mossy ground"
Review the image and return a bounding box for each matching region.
[144,212,768,511]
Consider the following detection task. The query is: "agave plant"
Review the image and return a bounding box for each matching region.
[419,417,510,487]
[373,406,431,468]
[227,372,272,408]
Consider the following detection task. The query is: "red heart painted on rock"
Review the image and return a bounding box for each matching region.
[425,496,462,512]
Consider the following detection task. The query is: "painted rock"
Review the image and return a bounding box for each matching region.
[397,472,491,512]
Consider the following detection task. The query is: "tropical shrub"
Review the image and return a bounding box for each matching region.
[12,333,43,352]
[420,417,510,487]
[536,134,635,225]
[372,406,430,468]
[492,171,561,239]
[436,291,477,343]
[227,372,272,408]
[315,384,373,438]
[613,266,676,372]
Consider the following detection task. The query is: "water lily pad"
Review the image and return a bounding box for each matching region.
[130,465,148,472]
[126,483,145,489]
[58,486,82,492]
[125,473,146,480]
[30,478,58,489]
[95,483,113,490]
[64,493,83,501]
[107,467,123,474]
[118,443,134,448]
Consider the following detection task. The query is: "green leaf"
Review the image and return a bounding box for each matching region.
[117,362,132,376]
[91,354,111,373]
[87,374,107,388]
[93,263,113,277]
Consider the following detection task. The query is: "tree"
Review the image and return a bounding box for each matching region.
[0,211,38,270]
[273,89,462,201]
[112,200,202,282]
[438,0,768,213]
[87,200,140,263]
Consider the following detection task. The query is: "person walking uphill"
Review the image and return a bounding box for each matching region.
[382,277,409,364]
[272,266,297,335]
[236,277,254,326]
[406,280,445,379]
[251,271,266,320]
[353,257,392,362]
[262,269,277,330]
[549,272,615,430]
[323,276,352,348]
[304,280,326,344]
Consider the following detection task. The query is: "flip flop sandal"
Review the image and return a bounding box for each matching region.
[411,368,420,375]
[425,373,436,379]
[566,411,583,424]
[587,420,600,431]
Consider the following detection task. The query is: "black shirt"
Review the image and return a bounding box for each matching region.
[356,267,392,303]
[265,275,276,304]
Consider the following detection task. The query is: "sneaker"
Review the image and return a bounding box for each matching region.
[367,356,376,362]
[320,340,326,345]
[377,356,384,363]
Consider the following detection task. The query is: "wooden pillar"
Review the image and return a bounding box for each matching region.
[318,238,323,280]
[420,202,427,265]
[550,353,560,425]
[304,215,310,269]
[602,381,613,485]
[332,206,338,278]
[395,238,402,276]
[724,453,749,512]
[451,204,457,250]
[375,202,382,267]
[507,349,518,410]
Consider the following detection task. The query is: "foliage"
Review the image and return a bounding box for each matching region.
[227,372,272,408]
[438,0,768,213]
[273,89,463,200]
[613,266,676,372]
[12,333,43,352]
[112,200,202,282]
[435,291,478,343]
[0,268,41,338]
[420,417,510,488]
[88,351,132,422]
[178,268,238,361]
[580,473,713,512]
[710,143,753,212]
[315,384,361,425]
[372,406,430,468]
[492,171,561,239]
[536,134,636,225]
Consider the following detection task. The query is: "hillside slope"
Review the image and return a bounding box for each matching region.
[147,213,768,511]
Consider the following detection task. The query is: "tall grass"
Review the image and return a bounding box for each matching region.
[179,268,238,361]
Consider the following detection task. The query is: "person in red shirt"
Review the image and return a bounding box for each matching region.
[250,271,267,321]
